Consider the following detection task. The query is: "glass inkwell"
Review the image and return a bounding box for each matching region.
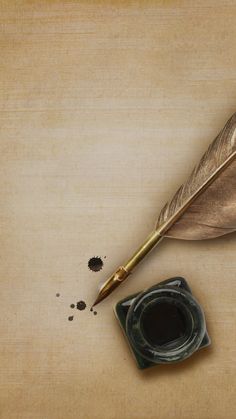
[115,277,211,369]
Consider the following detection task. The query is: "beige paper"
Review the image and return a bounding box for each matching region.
[0,1,236,418]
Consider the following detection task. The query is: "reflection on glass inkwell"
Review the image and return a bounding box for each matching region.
[115,277,211,369]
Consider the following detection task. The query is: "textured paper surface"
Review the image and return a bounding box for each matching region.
[0,1,236,418]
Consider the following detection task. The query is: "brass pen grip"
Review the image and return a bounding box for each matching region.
[124,230,163,273]
[92,230,163,306]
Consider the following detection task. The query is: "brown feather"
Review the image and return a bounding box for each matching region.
[156,113,236,240]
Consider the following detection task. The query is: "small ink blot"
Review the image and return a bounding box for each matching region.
[88,257,103,272]
[70,304,75,309]
[68,316,74,321]
[56,293,60,297]
[90,307,97,315]
[77,301,86,311]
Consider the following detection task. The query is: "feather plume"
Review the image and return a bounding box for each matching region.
[156,113,236,240]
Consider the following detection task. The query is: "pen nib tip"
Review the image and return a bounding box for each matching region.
[91,299,98,308]
[91,293,106,308]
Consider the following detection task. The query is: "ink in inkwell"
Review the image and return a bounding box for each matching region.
[141,301,188,347]
[115,277,211,369]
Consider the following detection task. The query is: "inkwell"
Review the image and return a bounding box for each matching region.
[115,277,210,369]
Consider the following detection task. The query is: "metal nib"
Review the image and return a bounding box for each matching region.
[91,293,107,308]
[91,266,130,308]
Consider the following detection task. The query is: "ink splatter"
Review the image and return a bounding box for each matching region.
[77,301,86,311]
[90,307,98,315]
[56,293,60,297]
[63,300,98,321]
[88,257,103,272]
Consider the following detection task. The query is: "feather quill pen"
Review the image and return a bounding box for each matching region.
[92,113,236,307]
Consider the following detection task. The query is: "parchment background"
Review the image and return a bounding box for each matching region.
[0,1,236,418]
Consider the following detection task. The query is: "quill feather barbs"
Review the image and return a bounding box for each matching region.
[156,113,236,240]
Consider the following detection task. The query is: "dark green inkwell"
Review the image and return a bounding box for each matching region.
[115,277,211,369]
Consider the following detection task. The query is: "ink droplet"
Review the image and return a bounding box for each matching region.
[90,307,97,315]
[68,316,74,321]
[56,293,60,297]
[88,257,103,272]
[77,301,86,311]
[70,304,75,309]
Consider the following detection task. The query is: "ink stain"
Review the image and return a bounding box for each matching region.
[68,316,74,321]
[90,307,97,315]
[88,257,103,272]
[56,293,60,297]
[77,301,86,311]
[70,304,75,309]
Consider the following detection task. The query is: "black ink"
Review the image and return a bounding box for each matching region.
[56,293,60,297]
[77,301,86,311]
[93,311,97,315]
[70,304,75,309]
[141,302,188,346]
[88,257,103,272]
[68,316,74,321]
